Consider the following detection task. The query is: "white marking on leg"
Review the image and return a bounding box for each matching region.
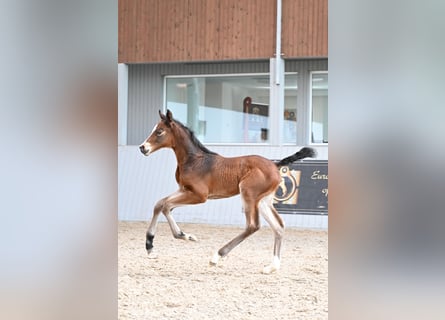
[147,215,159,236]
[259,193,284,274]
[147,248,159,259]
[209,252,221,266]
[187,233,198,241]
[263,256,280,274]
[259,196,280,231]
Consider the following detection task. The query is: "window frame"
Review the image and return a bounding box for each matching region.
[282,72,299,146]
[308,71,328,146]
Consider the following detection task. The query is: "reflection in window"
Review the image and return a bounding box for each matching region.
[166,75,270,144]
[311,72,328,144]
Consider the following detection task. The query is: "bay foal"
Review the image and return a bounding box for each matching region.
[139,110,315,273]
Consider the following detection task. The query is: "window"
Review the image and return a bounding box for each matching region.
[166,74,270,144]
[310,72,328,144]
[165,73,299,144]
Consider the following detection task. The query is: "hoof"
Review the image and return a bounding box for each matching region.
[147,248,158,259]
[177,232,198,241]
[262,265,279,274]
[186,233,198,241]
[262,256,280,274]
[209,252,221,266]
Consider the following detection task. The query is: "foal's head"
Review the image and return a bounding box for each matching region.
[139,110,177,156]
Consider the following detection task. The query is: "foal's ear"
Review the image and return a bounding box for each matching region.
[166,109,173,122]
[158,109,173,125]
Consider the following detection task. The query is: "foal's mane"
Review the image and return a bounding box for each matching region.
[173,119,217,155]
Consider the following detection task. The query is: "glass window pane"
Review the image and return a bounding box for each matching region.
[166,75,270,143]
[283,74,298,144]
[311,73,328,144]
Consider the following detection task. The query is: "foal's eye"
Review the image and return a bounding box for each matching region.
[155,129,164,136]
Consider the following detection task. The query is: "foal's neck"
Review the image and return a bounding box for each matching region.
[171,128,205,164]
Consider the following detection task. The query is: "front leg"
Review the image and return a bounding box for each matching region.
[146,233,155,253]
[146,204,162,255]
[146,188,207,254]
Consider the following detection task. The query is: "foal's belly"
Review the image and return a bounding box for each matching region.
[207,191,239,200]
[207,185,240,199]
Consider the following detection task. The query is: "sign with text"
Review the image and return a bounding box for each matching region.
[273,160,328,215]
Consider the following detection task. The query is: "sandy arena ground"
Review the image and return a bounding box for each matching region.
[118,221,328,319]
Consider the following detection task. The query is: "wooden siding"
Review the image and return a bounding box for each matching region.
[282,0,328,58]
[119,0,276,63]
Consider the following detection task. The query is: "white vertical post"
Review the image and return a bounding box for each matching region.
[118,63,128,146]
[269,0,284,145]
[270,58,285,145]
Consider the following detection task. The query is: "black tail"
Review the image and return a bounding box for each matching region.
[275,147,316,167]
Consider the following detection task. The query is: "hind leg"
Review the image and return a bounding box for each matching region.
[259,193,285,274]
[210,190,260,266]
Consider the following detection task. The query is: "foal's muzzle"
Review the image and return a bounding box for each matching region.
[139,145,149,156]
